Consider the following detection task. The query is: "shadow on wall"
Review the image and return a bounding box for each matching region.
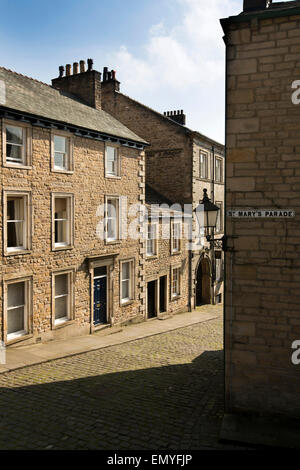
[0,350,224,450]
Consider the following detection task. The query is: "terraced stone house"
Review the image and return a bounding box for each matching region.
[0,62,148,346]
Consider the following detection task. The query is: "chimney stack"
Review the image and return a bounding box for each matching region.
[52,58,101,110]
[243,0,271,12]
[164,109,186,126]
[101,66,120,92]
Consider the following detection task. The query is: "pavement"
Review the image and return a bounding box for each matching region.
[0,305,242,450]
[0,305,222,374]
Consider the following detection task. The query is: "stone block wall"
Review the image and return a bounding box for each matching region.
[224,11,300,416]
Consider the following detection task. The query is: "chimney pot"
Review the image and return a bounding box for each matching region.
[66,64,71,76]
[59,66,64,78]
[87,58,93,71]
[103,67,108,81]
[80,60,85,73]
[111,70,116,80]
[73,62,79,74]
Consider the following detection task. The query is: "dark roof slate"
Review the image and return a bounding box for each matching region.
[0,67,147,144]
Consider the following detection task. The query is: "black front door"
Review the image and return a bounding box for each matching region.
[94,276,107,325]
[147,281,156,318]
[159,276,166,313]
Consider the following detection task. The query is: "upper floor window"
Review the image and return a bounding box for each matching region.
[4,191,31,255]
[146,222,157,257]
[2,120,32,168]
[215,201,223,233]
[199,151,208,179]
[51,132,73,172]
[52,194,74,250]
[171,220,181,254]
[105,145,120,177]
[215,157,223,183]
[105,197,120,242]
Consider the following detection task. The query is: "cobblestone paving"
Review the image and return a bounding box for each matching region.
[0,315,246,450]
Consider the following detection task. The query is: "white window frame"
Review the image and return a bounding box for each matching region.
[3,190,32,255]
[105,196,120,242]
[215,157,223,183]
[51,130,73,173]
[146,222,158,257]
[52,193,74,250]
[4,276,32,343]
[215,251,223,282]
[199,151,208,179]
[171,219,182,254]
[105,144,120,178]
[52,269,75,327]
[120,259,135,305]
[171,266,181,299]
[2,119,32,168]
[215,201,223,233]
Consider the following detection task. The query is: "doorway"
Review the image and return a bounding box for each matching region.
[159,275,167,313]
[196,257,211,306]
[93,266,107,325]
[147,280,157,318]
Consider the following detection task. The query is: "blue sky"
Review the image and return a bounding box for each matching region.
[0,0,246,143]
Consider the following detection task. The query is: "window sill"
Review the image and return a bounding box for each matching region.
[171,295,181,301]
[53,319,75,330]
[105,239,121,245]
[3,162,32,170]
[105,174,121,179]
[146,254,158,260]
[52,245,74,252]
[6,333,33,346]
[171,250,181,256]
[120,299,135,307]
[5,248,32,257]
[52,168,74,175]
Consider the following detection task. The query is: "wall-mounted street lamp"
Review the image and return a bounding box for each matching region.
[195,189,227,251]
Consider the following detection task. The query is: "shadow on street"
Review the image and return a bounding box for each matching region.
[0,350,225,450]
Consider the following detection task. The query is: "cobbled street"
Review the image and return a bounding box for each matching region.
[0,314,245,450]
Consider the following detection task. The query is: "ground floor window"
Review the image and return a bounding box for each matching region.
[171,267,181,298]
[53,271,73,325]
[120,259,135,304]
[6,278,31,340]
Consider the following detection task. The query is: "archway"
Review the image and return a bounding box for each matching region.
[195,257,211,306]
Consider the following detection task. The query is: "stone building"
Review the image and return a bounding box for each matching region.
[100,69,225,309]
[221,0,300,443]
[144,185,190,319]
[0,62,148,346]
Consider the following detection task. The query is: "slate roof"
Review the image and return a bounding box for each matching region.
[0,67,147,145]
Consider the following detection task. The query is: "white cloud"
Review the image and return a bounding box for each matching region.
[100,0,241,142]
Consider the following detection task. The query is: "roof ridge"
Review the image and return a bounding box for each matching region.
[0,66,52,88]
